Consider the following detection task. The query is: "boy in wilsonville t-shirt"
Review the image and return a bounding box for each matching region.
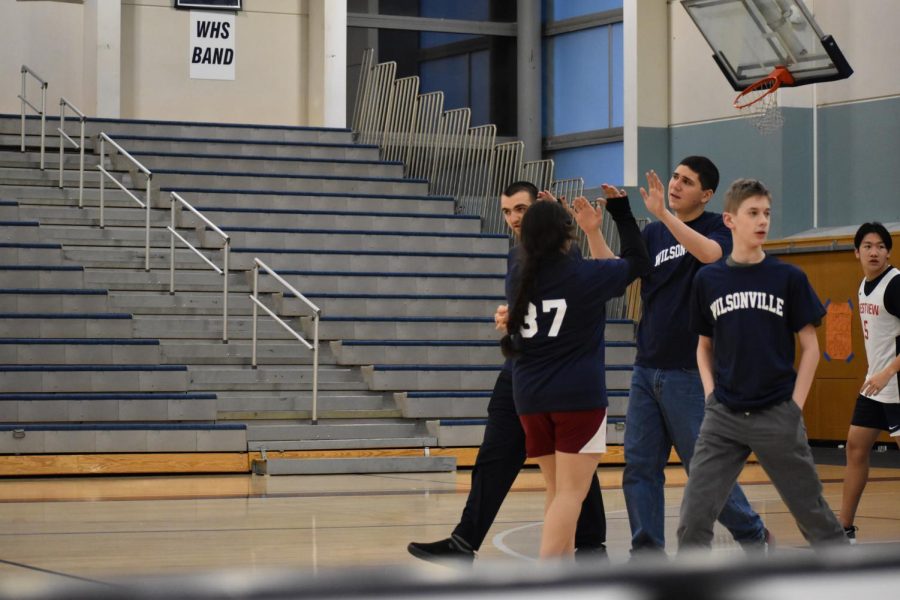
[677,179,848,549]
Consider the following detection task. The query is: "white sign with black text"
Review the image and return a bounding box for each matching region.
[189,11,235,80]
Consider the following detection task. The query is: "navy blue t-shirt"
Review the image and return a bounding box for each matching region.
[636,211,731,369]
[507,250,632,414]
[689,255,825,411]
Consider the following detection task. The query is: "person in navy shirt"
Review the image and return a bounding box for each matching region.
[502,195,649,558]
[408,182,608,564]
[678,179,847,549]
[613,156,767,554]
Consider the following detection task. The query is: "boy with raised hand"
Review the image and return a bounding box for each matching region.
[839,222,900,543]
[677,179,848,549]
[617,157,767,553]
[407,181,607,564]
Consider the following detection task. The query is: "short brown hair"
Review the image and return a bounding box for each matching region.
[724,179,771,214]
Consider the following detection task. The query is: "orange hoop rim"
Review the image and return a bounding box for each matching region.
[733,67,796,109]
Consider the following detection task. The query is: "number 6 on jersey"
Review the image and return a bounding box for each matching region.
[520,299,568,338]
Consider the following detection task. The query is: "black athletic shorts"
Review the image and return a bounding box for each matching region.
[851,395,900,437]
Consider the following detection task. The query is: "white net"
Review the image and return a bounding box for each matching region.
[736,79,784,135]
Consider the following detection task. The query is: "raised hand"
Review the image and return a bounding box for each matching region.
[571,196,604,233]
[600,183,627,199]
[537,190,561,203]
[639,170,667,218]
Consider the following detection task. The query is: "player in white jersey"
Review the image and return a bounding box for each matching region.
[839,222,900,543]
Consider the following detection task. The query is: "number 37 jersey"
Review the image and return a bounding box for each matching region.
[506,251,632,415]
[859,267,900,404]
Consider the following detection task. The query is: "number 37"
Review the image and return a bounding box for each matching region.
[520,299,568,338]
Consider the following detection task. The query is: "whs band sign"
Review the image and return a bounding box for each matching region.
[189,11,235,80]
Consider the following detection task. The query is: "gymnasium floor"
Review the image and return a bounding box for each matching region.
[1,463,899,588]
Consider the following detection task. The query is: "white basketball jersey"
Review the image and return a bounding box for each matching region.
[858,267,900,404]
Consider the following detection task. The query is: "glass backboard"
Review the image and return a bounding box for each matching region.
[680,0,853,91]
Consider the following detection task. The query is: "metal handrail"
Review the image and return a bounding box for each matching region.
[168,192,231,343]
[97,132,153,271]
[19,65,48,170]
[57,97,86,208]
[250,258,321,424]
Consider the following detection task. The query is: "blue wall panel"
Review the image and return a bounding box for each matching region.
[551,0,623,21]
[551,142,624,188]
[551,27,610,135]
[817,98,900,227]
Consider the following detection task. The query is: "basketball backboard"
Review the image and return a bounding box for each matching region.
[680,0,853,91]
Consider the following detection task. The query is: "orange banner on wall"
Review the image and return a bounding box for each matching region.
[825,300,853,361]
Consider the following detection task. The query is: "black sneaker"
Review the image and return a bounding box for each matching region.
[844,525,858,545]
[407,534,475,564]
[575,544,609,563]
[740,528,775,556]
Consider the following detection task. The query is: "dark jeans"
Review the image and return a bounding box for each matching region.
[452,369,607,550]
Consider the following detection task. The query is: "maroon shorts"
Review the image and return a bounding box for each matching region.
[519,408,607,458]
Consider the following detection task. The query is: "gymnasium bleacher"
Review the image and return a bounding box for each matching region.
[0,57,639,476]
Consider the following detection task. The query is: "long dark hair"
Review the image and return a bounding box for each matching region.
[500,200,576,358]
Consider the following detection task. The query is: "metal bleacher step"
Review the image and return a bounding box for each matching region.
[0,311,133,338]
[0,364,189,393]
[213,390,390,413]
[0,338,161,365]
[395,391,492,419]
[202,226,508,254]
[332,339,636,366]
[151,169,429,196]
[228,247,505,274]
[126,151,405,178]
[0,265,85,288]
[332,340,501,366]
[0,241,66,264]
[187,365,368,391]
[0,288,110,312]
[288,292,503,319]
[0,391,218,423]
[252,455,455,475]
[362,364,635,392]
[131,314,302,340]
[246,420,433,446]
[0,422,247,453]
[219,407,402,420]
[301,316,500,341]
[0,220,43,243]
[257,270,505,296]
[181,205,481,234]
[106,134,382,160]
[84,268,248,293]
[7,113,356,144]
[157,339,335,365]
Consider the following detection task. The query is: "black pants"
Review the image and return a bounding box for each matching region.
[452,369,607,550]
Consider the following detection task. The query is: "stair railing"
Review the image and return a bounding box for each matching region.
[97,132,153,271]
[18,65,48,170]
[168,192,231,343]
[250,258,321,424]
[57,97,87,208]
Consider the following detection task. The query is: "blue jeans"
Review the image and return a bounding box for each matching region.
[623,366,766,551]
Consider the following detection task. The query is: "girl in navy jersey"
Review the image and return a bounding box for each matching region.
[501,196,649,558]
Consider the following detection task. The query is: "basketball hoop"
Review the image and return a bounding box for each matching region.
[734,66,795,135]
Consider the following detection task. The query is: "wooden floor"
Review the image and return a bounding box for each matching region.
[1,462,900,590]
